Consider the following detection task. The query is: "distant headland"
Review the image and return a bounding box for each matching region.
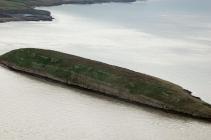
[0,0,136,23]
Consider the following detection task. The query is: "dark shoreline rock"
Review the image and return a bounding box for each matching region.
[1,48,211,121]
[0,9,53,23]
[0,0,136,23]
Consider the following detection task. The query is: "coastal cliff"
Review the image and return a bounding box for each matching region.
[0,9,52,23]
[1,48,211,120]
[0,0,136,23]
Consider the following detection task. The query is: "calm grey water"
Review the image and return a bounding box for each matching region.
[0,0,211,139]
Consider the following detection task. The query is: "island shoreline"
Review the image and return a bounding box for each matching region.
[0,62,211,123]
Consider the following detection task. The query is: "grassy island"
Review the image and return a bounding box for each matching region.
[1,48,211,120]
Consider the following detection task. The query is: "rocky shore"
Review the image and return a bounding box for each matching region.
[0,0,136,23]
[0,9,53,23]
[1,48,211,121]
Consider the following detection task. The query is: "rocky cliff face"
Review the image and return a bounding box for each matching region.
[0,9,53,23]
[1,48,211,121]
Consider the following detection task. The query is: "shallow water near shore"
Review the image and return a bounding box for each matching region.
[0,0,211,139]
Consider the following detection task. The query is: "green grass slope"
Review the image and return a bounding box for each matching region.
[0,0,61,10]
[0,0,28,10]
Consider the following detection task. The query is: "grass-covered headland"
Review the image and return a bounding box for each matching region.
[0,0,53,22]
[0,0,136,23]
[1,48,211,120]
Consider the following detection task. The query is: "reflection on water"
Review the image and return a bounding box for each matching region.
[0,0,211,139]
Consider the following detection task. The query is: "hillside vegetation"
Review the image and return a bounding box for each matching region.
[0,0,28,10]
